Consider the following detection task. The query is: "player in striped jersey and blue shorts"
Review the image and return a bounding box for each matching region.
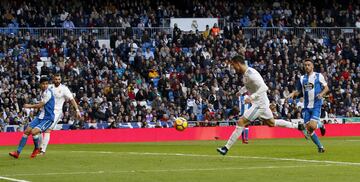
[9,77,55,159]
[287,59,328,153]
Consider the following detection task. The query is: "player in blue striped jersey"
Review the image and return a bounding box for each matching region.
[9,77,55,159]
[288,59,328,153]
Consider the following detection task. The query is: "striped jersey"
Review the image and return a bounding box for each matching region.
[297,72,327,109]
[239,95,251,116]
[38,89,55,121]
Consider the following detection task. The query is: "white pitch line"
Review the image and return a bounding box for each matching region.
[0,176,30,182]
[70,150,360,166]
[3,164,331,177]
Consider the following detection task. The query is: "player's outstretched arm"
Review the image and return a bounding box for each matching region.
[236,86,248,97]
[250,84,268,100]
[286,90,299,99]
[70,98,81,118]
[23,102,46,109]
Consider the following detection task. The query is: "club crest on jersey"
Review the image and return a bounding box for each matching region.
[303,83,314,91]
[243,77,248,83]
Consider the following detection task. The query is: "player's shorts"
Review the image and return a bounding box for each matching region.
[243,104,273,121]
[48,113,63,130]
[302,107,321,124]
[29,117,54,132]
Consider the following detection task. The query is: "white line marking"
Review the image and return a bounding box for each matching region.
[345,140,360,142]
[0,176,30,182]
[3,165,331,177]
[70,151,360,166]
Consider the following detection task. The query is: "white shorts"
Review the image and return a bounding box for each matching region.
[243,105,273,121]
[48,113,63,130]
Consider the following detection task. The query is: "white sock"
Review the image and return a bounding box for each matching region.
[225,126,244,150]
[41,132,51,152]
[275,120,297,129]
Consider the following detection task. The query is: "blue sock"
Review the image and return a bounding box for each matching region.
[241,130,245,140]
[310,133,323,149]
[244,128,249,141]
[33,135,40,149]
[17,135,29,153]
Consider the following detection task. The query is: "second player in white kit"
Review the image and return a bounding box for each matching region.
[39,73,81,155]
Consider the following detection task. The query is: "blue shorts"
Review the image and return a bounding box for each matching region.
[302,107,321,124]
[29,118,54,132]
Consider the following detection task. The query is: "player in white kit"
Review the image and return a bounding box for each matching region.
[39,73,81,155]
[217,55,306,155]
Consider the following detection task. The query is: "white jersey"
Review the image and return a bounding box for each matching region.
[48,84,74,121]
[242,67,270,108]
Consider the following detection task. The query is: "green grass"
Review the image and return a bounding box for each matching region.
[1,137,360,182]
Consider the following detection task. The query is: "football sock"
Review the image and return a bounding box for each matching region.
[17,134,29,153]
[244,128,249,141]
[275,119,297,129]
[317,122,323,128]
[225,126,244,150]
[38,133,43,147]
[33,134,40,149]
[41,132,51,152]
[310,133,323,149]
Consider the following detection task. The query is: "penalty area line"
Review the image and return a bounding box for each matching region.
[69,150,360,166]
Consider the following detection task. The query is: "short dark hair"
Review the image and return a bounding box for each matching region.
[304,58,314,64]
[40,76,49,83]
[231,55,246,65]
[54,73,61,77]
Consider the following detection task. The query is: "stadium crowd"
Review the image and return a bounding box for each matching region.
[0,0,360,130]
[0,0,360,28]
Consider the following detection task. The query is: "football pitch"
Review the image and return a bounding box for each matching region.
[1,137,360,182]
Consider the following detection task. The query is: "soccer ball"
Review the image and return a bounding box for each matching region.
[174,117,188,131]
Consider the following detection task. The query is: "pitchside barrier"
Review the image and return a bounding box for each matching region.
[2,117,351,132]
[1,123,360,146]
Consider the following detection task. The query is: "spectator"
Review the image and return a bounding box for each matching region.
[210,23,220,37]
[144,48,154,60]
[63,17,75,30]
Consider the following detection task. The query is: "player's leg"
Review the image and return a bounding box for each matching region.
[217,106,257,155]
[39,130,51,154]
[264,117,307,133]
[306,120,325,153]
[242,126,249,144]
[217,117,250,155]
[40,114,61,154]
[9,118,39,158]
[31,119,54,158]
[296,108,312,139]
[307,108,325,152]
[262,107,300,129]
[312,107,326,136]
